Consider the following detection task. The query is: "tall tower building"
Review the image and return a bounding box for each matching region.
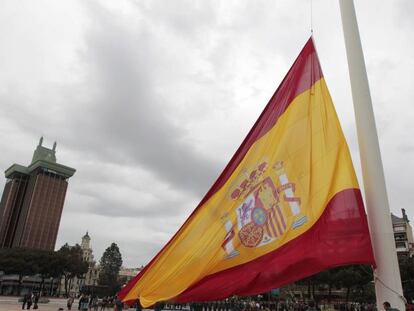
[0,137,75,250]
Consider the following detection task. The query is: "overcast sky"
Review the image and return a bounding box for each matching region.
[0,0,413,267]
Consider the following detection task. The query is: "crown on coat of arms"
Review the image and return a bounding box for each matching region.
[230,161,268,200]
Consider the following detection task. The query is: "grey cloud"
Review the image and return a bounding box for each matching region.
[66,1,223,197]
[117,238,167,267]
[133,0,217,38]
[395,0,414,27]
[78,187,191,219]
[397,144,414,153]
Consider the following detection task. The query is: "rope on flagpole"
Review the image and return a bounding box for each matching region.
[374,271,407,304]
[359,265,407,305]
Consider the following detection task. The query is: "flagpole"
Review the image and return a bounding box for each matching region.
[338,1,404,310]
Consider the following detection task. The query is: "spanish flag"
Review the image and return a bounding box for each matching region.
[119,37,375,307]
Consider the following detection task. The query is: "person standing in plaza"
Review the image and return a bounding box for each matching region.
[78,294,89,311]
[382,302,400,311]
[307,301,318,311]
[22,293,30,310]
[100,297,108,310]
[33,292,39,309]
[113,296,123,311]
[67,295,74,310]
[91,295,99,311]
[26,292,33,310]
[135,299,142,311]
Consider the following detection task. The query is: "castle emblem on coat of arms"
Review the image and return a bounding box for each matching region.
[221,160,308,259]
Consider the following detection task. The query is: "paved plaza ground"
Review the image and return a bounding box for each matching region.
[0,296,65,311]
[0,296,140,311]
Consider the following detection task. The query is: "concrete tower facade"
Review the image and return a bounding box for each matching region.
[0,137,75,250]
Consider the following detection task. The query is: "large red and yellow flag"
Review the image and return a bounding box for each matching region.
[119,37,375,307]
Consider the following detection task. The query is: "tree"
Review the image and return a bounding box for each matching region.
[58,243,89,297]
[399,256,414,302]
[292,265,373,303]
[0,248,39,295]
[0,246,88,297]
[0,248,57,295]
[98,242,123,295]
[314,267,342,303]
[29,249,64,296]
[334,265,373,303]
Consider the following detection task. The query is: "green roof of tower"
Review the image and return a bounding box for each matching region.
[4,137,76,179]
[31,136,57,164]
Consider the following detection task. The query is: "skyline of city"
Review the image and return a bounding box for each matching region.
[0,0,413,267]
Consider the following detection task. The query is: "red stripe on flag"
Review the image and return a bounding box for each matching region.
[173,188,375,303]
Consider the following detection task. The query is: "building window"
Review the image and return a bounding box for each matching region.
[396,241,407,249]
[394,226,406,232]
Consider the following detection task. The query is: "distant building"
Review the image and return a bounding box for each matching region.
[79,232,100,289]
[0,137,75,250]
[391,208,414,257]
[0,272,59,296]
[60,232,100,296]
[119,266,143,284]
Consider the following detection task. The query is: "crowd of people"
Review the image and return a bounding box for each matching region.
[69,294,125,311]
[21,293,125,311]
[19,294,404,311]
[21,291,40,309]
[163,299,402,311]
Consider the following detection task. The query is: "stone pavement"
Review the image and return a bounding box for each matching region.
[0,296,140,311]
[0,296,67,311]
[0,296,60,310]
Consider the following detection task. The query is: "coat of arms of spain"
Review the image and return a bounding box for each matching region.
[221,161,307,259]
